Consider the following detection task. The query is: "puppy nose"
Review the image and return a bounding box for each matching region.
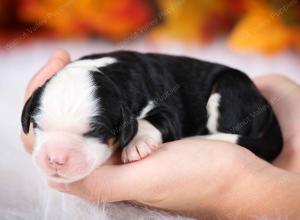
[47,150,68,168]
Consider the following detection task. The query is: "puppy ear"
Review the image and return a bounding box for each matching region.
[117,104,138,147]
[21,87,43,134]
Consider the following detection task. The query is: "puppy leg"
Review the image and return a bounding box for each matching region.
[122,119,162,163]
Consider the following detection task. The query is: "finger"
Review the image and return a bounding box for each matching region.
[47,142,179,204]
[24,48,70,101]
[254,74,297,100]
[254,74,300,140]
[48,144,174,203]
[48,164,138,203]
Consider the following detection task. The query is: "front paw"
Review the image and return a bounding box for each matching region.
[121,136,159,163]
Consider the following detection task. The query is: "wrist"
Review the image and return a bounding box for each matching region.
[219,156,300,219]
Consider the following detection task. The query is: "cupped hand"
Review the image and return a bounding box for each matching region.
[21,51,300,218]
[51,140,264,218]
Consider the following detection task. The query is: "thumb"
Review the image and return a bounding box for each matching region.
[48,163,139,203]
[25,48,70,102]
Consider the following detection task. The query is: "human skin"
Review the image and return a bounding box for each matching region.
[21,49,300,219]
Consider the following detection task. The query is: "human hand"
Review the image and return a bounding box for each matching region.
[21,49,70,154]
[254,75,300,172]
[21,54,300,218]
[51,139,269,218]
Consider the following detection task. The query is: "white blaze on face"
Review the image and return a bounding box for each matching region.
[32,57,116,183]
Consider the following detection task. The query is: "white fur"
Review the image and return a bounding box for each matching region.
[198,133,239,144]
[32,57,116,183]
[123,101,161,162]
[204,93,239,144]
[206,93,221,133]
[61,137,114,183]
[35,65,99,133]
[137,100,155,119]
[122,119,162,162]
[67,57,117,71]
[135,119,162,144]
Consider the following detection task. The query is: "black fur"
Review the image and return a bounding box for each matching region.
[84,51,282,161]
[22,51,283,161]
[21,86,44,134]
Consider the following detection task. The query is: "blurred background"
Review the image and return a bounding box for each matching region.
[1,0,300,53]
[0,0,300,219]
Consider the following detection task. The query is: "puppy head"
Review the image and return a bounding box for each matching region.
[21,60,137,183]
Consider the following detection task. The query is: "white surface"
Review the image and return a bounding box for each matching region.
[0,39,299,220]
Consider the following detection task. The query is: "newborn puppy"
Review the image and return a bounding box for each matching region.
[21,51,283,183]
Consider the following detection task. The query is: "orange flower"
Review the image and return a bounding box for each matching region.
[17,0,156,41]
[229,1,292,54]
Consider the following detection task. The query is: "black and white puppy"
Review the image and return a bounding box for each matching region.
[21,51,283,183]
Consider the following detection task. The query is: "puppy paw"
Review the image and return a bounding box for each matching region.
[121,137,159,163]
